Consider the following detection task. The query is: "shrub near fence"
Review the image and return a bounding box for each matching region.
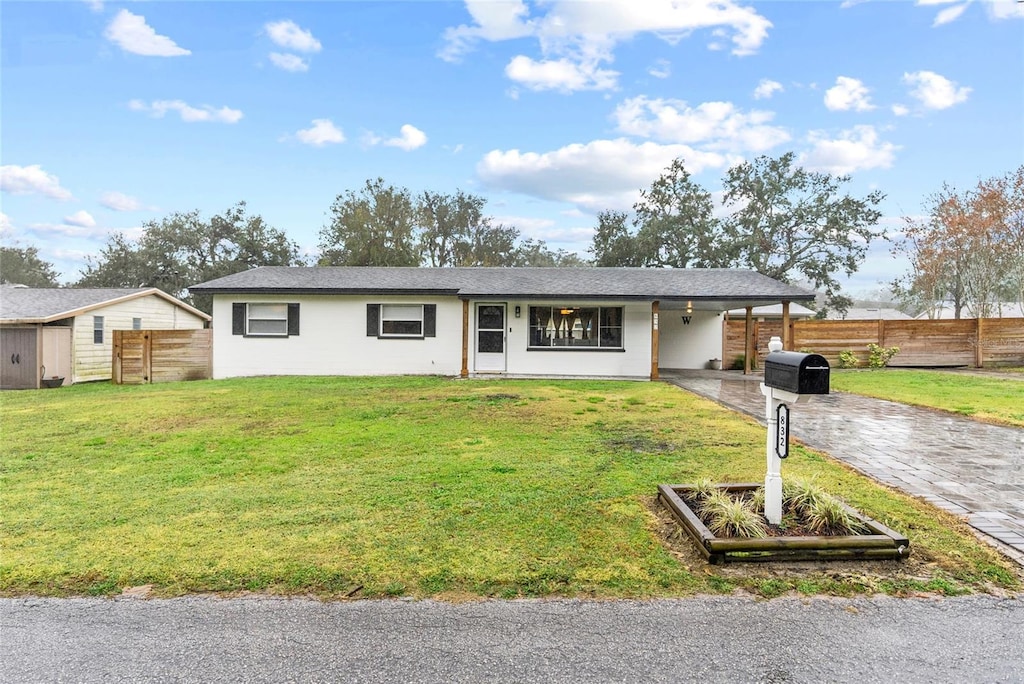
[724,317,1024,368]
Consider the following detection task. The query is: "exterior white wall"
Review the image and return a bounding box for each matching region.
[212,295,658,380]
[657,310,725,370]
[73,296,208,383]
[476,299,653,379]
[210,295,463,379]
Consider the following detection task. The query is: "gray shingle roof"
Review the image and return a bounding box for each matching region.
[189,267,816,308]
[0,286,210,323]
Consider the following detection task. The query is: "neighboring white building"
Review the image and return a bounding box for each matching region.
[916,302,1024,319]
[829,307,912,321]
[0,286,210,389]
[189,267,815,380]
[727,303,818,320]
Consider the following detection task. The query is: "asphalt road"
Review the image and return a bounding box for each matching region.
[2,595,1022,683]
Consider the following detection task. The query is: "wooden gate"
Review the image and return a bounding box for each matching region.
[113,329,212,384]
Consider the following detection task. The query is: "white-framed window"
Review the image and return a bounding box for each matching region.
[232,303,299,337]
[528,306,623,349]
[246,303,289,336]
[380,304,424,337]
[132,317,142,330]
[93,315,104,344]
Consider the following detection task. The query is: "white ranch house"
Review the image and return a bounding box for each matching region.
[189,267,815,380]
[0,286,210,389]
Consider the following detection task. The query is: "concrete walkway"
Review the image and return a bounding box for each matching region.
[662,370,1024,560]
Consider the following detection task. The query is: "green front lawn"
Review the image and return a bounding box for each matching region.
[1,376,1018,599]
[831,370,1024,427]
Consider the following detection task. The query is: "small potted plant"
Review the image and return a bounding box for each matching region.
[708,358,722,370]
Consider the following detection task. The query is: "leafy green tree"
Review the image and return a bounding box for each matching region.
[512,238,590,267]
[722,152,884,312]
[457,221,521,266]
[589,210,645,267]
[0,245,61,287]
[77,202,303,312]
[634,159,724,268]
[418,190,486,266]
[319,178,419,266]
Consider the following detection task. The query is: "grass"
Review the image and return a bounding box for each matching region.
[830,369,1024,427]
[1,376,1019,599]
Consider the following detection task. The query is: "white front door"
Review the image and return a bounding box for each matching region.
[474,303,506,372]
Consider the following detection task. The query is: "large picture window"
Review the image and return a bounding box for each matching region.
[528,306,623,349]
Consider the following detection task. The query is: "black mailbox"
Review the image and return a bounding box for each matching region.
[764,351,830,395]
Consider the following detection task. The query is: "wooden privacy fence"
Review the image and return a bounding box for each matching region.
[724,317,1024,368]
[113,329,212,384]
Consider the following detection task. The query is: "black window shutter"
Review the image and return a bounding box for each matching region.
[232,303,245,335]
[367,304,380,336]
[287,303,300,336]
[424,304,436,337]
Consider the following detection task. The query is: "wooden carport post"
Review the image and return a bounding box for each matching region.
[650,300,660,380]
[461,299,469,378]
[744,306,753,375]
[781,301,791,351]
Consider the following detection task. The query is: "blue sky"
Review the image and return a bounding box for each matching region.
[2,0,1022,294]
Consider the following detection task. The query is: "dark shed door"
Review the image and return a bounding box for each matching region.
[1,328,39,389]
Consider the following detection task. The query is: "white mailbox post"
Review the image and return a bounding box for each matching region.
[760,337,792,525]
[759,336,831,526]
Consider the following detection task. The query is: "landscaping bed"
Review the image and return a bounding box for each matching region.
[658,483,909,564]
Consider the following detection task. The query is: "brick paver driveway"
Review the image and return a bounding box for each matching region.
[662,370,1024,560]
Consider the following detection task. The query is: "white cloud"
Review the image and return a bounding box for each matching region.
[902,70,971,109]
[27,222,117,240]
[269,53,309,72]
[613,96,790,153]
[916,0,1023,24]
[985,0,1024,20]
[84,0,104,13]
[441,0,772,92]
[265,20,322,52]
[129,99,243,123]
[384,125,428,151]
[0,164,73,200]
[648,59,671,79]
[63,210,96,228]
[0,212,11,232]
[824,76,874,111]
[505,55,618,92]
[100,191,143,211]
[753,78,783,100]
[800,125,899,175]
[477,138,733,212]
[933,2,969,25]
[295,119,345,147]
[104,9,190,57]
[892,104,910,116]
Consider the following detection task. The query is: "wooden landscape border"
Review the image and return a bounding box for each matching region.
[657,483,910,564]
